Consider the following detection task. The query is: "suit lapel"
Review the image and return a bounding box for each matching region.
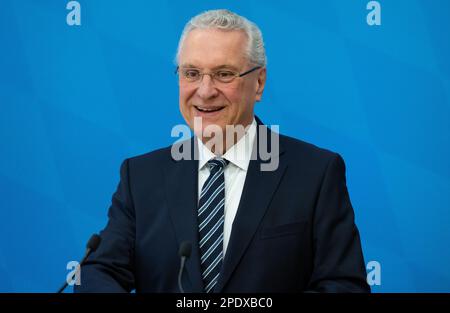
[164,138,204,292]
[215,121,287,292]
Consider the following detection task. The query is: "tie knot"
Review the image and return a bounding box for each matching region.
[207,158,229,173]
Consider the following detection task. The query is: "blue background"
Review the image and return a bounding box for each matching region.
[1,0,449,292]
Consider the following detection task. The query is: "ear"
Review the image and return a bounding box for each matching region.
[255,68,267,102]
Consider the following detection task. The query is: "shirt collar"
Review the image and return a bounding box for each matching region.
[197,118,257,171]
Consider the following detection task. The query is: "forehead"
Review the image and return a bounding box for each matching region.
[179,28,248,68]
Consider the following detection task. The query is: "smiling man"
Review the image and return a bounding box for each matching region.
[177,24,265,154]
[75,9,370,293]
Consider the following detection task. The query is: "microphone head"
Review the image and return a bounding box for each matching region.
[178,241,192,258]
[86,234,101,252]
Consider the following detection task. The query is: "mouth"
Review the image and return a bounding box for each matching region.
[194,105,225,114]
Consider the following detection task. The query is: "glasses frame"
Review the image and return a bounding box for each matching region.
[175,66,261,84]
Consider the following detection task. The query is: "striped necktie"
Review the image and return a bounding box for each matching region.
[198,157,229,293]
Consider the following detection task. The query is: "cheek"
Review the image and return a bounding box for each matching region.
[226,88,250,114]
[179,89,194,125]
[179,88,189,104]
[179,88,195,111]
[222,88,242,107]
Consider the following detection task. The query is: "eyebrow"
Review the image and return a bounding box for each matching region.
[179,63,198,69]
[179,64,240,71]
[211,64,240,71]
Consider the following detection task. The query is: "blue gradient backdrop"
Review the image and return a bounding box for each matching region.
[1,0,449,292]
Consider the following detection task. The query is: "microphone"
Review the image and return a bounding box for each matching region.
[57,233,102,293]
[178,241,192,293]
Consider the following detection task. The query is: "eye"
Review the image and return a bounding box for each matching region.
[183,69,200,80]
[215,71,235,81]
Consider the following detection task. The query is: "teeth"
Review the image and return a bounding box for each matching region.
[197,106,222,112]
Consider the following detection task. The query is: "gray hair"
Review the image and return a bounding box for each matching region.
[175,9,266,67]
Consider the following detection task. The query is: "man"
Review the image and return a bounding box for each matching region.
[75,9,370,293]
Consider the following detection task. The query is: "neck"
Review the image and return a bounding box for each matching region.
[200,120,253,155]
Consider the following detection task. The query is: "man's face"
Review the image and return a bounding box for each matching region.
[177,28,266,137]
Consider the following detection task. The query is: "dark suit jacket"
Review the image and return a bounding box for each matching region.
[75,118,370,293]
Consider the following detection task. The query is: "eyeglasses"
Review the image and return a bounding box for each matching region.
[175,66,261,84]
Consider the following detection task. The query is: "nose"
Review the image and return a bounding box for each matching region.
[196,74,219,99]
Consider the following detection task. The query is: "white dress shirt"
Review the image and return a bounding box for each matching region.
[197,118,257,256]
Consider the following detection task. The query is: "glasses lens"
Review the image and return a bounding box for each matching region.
[178,68,240,84]
[214,70,237,83]
[181,69,200,81]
